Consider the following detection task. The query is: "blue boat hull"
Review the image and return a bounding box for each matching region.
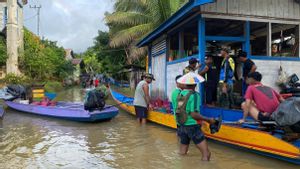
[5,101,119,122]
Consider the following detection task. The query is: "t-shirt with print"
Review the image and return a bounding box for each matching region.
[244,83,280,114]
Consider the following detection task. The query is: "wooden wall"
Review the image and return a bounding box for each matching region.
[201,0,300,20]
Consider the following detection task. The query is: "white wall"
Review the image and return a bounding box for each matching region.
[254,59,300,90]
[166,61,188,100]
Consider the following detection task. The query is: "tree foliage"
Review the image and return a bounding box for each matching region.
[82,31,127,78]
[20,29,74,81]
[0,35,7,66]
[105,0,188,62]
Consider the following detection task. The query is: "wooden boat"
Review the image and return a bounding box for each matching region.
[0,105,4,118]
[5,101,119,122]
[110,89,300,164]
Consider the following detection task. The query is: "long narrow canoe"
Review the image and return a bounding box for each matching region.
[5,101,119,122]
[110,89,300,164]
[0,105,4,118]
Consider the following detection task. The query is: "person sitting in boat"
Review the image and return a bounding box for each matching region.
[133,73,155,124]
[238,72,284,123]
[172,72,216,161]
[183,58,201,75]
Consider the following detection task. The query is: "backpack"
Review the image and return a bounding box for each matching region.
[84,89,106,111]
[176,91,195,125]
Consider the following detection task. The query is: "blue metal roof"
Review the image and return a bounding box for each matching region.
[137,0,215,47]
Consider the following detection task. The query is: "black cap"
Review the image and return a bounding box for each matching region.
[144,73,155,81]
[189,58,199,65]
[248,72,262,82]
[237,50,247,58]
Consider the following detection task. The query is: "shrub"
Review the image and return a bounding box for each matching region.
[44,81,63,93]
[4,73,30,84]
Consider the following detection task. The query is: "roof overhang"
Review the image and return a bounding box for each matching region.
[137,0,215,47]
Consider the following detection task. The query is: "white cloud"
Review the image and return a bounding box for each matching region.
[24,0,115,53]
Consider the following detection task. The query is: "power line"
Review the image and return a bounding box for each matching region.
[30,5,42,36]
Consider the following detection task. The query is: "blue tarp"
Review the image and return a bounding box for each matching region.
[110,90,134,105]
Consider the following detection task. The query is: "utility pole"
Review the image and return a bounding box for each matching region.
[30,5,42,36]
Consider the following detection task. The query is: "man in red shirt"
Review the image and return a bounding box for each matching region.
[239,72,284,123]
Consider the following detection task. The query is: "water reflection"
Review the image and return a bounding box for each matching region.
[0,87,299,169]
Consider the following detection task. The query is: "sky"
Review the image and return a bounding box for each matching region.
[24,0,115,53]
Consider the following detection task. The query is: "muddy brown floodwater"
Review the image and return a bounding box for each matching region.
[0,87,299,169]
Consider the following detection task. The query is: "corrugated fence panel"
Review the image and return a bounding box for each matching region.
[151,53,166,99]
[151,40,166,57]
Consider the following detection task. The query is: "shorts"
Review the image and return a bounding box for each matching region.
[258,112,271,121]
[177,125,205,145]
[134,106,148,119]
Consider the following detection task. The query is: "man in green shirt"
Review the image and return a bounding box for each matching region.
[171,75,216,161]
[171,75,183,106]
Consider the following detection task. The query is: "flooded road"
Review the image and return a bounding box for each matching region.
[0,87,299,169]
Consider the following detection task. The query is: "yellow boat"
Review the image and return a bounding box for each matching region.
[110,89,300,164]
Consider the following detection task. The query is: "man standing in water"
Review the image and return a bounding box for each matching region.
[133,73,155,124]
[172,72,216,161]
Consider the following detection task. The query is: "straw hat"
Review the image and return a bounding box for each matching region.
[177,72,205,85]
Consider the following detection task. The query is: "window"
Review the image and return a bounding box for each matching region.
[168,20,198,62]
[271,23,299,57]
[250,22,268,56]
[168,33,179,61]
[183,21,198,57]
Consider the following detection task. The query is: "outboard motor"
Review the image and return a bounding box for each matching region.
[84,89,106,111]
[279,74,300,95]
[6,85,27,100]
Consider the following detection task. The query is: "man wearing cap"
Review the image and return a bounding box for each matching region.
[219,48,235,108]
[172,72,216,161]
[133,73,155,124]
[237,50,257,95]
[183,58,201,75]
[238,72,284,123]
[200,55,218,106]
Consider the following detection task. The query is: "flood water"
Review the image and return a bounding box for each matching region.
[0,87,299,169]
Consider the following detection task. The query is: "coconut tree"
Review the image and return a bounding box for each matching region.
[105,0,187,62]
[105,0,187,88]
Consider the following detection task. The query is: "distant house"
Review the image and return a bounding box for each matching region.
[71,58,84,83]
[0,0,27,76]
[65,49,74,60]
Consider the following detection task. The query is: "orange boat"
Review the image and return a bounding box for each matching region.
[110,89,300,164]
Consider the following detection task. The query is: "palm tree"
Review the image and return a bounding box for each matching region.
[105,0,188,63]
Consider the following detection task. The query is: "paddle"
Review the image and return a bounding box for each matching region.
[105,100,133,109]
[0,105,4,119]
[222,120,277,125]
